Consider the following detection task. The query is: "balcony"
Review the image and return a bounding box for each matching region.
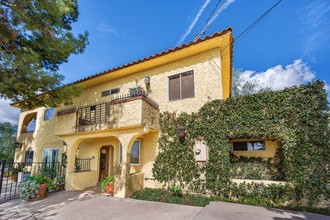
[54,92,159,135]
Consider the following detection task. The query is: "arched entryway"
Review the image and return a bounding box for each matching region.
[99,145,114,180]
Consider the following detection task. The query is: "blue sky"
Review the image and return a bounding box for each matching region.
[1,0,330,124]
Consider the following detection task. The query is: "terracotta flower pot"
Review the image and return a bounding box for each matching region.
[12,173,18,182]
[105,183,114,196]
[29,183,47,201]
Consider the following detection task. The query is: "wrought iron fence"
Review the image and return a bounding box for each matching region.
[74,158,92,172]
[0,160,66,201]
[74,91,159,133]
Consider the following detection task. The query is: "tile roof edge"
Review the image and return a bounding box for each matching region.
[68,27,233,86]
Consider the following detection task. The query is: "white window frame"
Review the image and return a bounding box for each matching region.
[43,148,60,163]
[130,140,140,165]
[44,108,54,121]
[101,87,120,97]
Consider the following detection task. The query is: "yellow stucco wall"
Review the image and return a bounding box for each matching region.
[55,47,223,115]
[231,138,278,159]
[14,31,233,195]
[15,107,65,162]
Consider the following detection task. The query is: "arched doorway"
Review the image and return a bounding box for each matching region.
[99,145,114,180]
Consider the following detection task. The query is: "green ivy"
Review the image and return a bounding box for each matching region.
[153,81,330,205]
[152,112,200,190]
[230,155,284,180]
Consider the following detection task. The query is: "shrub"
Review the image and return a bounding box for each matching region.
[18,181,41,202]
[168,184,183,197]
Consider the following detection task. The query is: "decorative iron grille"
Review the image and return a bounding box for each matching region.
[76,102,111,128]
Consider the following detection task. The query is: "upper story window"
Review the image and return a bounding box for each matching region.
[44,108,54,121]
[169,70,194,101]
[21,112,37,133]
[101,88,120,97]
[232,141,266,151]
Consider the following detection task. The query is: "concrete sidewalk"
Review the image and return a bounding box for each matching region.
[0,190,329,220]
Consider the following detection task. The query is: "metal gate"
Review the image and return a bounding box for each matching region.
[0,160,66,202]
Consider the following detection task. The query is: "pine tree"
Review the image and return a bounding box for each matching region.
[0,0,88,108]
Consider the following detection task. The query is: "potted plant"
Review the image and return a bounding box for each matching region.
[47,181,56,193]
[12,163,25,182]
[18,175,49,201]
[54,176,65,191]
[100,176,114,195]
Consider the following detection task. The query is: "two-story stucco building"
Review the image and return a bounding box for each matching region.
[13,27,234,198]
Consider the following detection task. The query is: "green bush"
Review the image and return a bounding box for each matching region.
[18,181,41,202]
[168,184,183,197]
[132,188,210,207]
[230,155,284,180]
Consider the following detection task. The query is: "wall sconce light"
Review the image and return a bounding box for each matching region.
[144,75,150,85]
[14,141,22,149]
[178,125,186,141]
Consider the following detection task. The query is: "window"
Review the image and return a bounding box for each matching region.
[21,112,37,133]
[118,143,122,164]
[101,88,120,97]
[24,150,34,166]
[130,140,140,165]
[26,120,36,132]
[43,148,60,163]
[44,108,54,121]
[169,70,194,101]
[232,141,266,151]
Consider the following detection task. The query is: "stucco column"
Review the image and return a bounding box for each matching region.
[61,137,80,191]
[115,133,139,198]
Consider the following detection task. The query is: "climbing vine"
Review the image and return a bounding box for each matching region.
[152,112,200,190]
[153,81,329,204]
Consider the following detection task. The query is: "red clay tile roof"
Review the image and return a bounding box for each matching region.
[69,27,233,86]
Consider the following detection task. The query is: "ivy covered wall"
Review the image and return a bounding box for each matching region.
[152,81,329,204]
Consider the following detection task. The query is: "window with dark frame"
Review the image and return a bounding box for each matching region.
[101,88,120,97]
[130,140,140,165]
[24,150,34,166]
[232,141,266,151]
[169,70,194,101]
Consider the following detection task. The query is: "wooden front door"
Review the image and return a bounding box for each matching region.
[99,146,109,180]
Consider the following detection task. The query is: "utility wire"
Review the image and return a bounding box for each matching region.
[220,0,283,56]
[234,0,283,46]
[195,0,233,40]
[206,0,222,24]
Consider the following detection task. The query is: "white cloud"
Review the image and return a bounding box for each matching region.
[299,0,330,56]
[96,23,123,37]
[0,98,20,125]
[177,0,211,45]
[240,59,329,91]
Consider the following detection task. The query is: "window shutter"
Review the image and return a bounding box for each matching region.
[181,71,194,99]
[169,75,181,100]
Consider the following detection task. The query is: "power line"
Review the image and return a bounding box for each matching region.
[206,0,222,25]
[220,0,283,56]
[234,0,283,46]
[195,0,233,40]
